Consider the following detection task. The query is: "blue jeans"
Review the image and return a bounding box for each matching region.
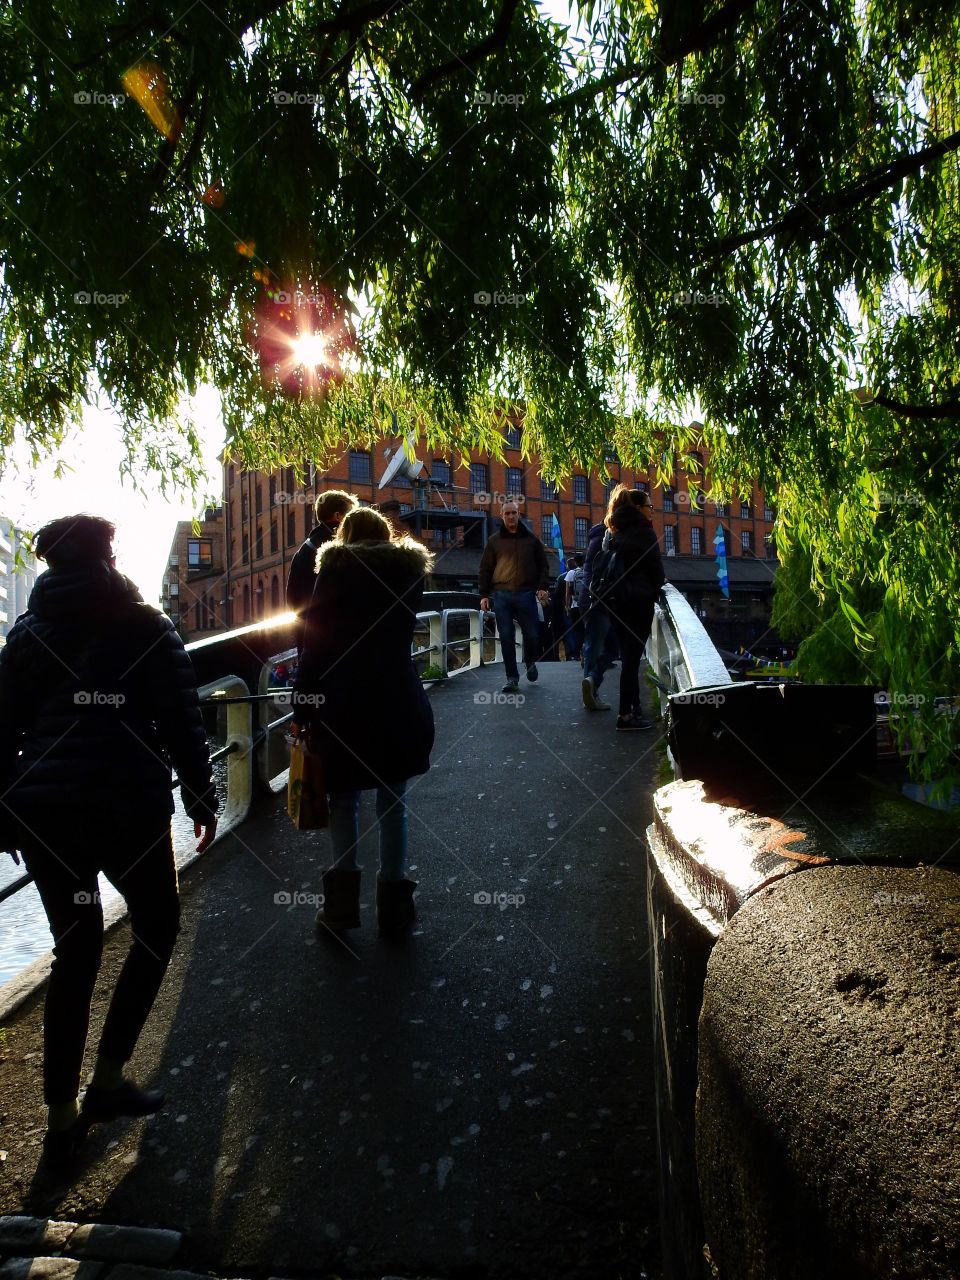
[328,783,408,881]
[492,589,540,681]
[582,607,618,689]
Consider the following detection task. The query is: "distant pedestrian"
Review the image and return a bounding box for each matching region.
[0,515,217,1173]
[592,487,666,731]
[291,508,434,941]
[478,501,550,692]
[286,489,359,645]
[375,498,407,538]
[564,554,586,661]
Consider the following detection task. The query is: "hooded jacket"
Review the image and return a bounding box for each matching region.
[478,521,550,596]
[0,563,216,832]
[293,537,435,792]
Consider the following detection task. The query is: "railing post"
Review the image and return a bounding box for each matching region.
[199,676,254,833]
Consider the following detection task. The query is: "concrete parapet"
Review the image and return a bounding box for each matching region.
[696,863,960,1279]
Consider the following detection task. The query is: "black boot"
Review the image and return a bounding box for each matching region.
[376,874,417,941]
[317,867,362,931]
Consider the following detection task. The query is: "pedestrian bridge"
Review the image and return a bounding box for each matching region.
[0,657,663,1280]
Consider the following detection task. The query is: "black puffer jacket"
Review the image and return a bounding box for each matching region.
[293,538,435,792]
[0,563,217,829]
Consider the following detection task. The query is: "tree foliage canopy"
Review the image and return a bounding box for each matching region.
[2,0,958,775]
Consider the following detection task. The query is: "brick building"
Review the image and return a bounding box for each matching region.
[218,432,779,651]
[0,519,39,646]
[160,506,225,640]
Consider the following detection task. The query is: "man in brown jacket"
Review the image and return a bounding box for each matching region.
[478,501,551,692]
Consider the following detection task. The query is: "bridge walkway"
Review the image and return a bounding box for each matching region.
[0,662,663,1280]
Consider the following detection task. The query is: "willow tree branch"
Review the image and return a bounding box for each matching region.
[410,0,523,95]
[866,394,960,420]
[544,0,759,115]
[697,128,960,262]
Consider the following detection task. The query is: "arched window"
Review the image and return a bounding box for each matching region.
[256,579,265,618]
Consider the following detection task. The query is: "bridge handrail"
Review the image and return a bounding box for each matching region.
[647,583,733,710]
[0,607,502,907]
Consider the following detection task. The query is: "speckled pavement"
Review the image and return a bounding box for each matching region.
[0,662,662,1279]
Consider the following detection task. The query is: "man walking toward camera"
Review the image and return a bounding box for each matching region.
[479,500,550,693]
[0,515,217,1173]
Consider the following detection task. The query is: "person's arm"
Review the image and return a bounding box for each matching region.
[143,617,218,845]
[638,527,667,593]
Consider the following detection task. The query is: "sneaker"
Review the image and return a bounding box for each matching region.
[616,714,653,731]
[502,679,520,693]
[526,664,539,682]
[582,675,598,710]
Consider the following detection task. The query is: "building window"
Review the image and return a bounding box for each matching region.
[741,529,753,554]
[603,478,616,505]
[504,424,522,449]
[540,478,558,501]
[256,579,265,618]
[663,487,675,513]
[241,529,249,564]
[573,475,589,504]
[269,476,277,507]
[194,599,202,630]
[271,575,280,610]
[664,525,676,555]
[691,526,703,555]
[541,515,553,543]
[270,520,278,554]
[241,491,248,520]
[740,499,752,519]
[574,516,589,550]
[763,503,775,522]
[432,460,451,486]
[304,504,313,539]
[287,509,296,545]
[764,532,777,558]
[187,539,213,568]
[603,443,619,464]
[242,584,250,620]
[506,467,524,497]
[255,484,263,514]
[470,463,489,495]
[255,525,264,559]
[715,500,726,517]
[349,450,371,484]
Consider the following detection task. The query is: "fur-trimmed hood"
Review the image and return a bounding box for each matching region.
[314,536,434,579]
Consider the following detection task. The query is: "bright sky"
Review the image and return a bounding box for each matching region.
[0,0,585,607]
[0,388,225,604]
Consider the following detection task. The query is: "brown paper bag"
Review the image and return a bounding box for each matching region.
[287,738,329,829]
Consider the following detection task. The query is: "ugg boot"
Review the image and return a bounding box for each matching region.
[376,874,417,941]
[317,867,362,931]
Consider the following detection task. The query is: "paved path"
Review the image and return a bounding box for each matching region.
[0,662,664,1279]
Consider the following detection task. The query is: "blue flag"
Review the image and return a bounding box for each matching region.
[550,512,566,574]
[713,525,729,598]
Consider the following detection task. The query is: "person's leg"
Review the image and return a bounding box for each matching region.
[592,609,614,689]
[21,836,103,1109]
[515,591,540,672]
[611,616,642,717]
[319,792,362,931]
[327,791,361,868]
[493,591,519,681]
[95,822,179,1079]
[376,781,408,881]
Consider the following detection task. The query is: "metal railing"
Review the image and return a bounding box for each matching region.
[1,608,506,907]
[647,583,733,711]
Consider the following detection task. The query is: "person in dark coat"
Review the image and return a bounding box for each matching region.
[595,486,666,731]
[0,514,217,1171]
[285,488,358,643]
[291,507,434,940]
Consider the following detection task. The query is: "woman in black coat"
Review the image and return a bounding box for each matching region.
[292,507,434,939]
[596,486,666,731]
[0,514,217,1170]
